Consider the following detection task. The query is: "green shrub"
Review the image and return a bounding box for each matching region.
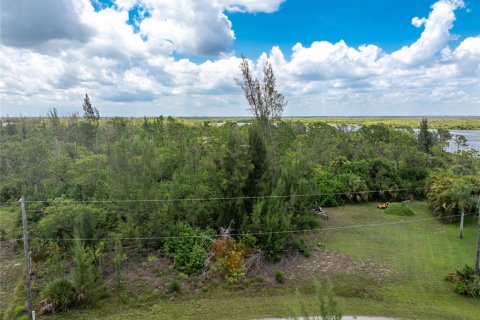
[44,243,67,282]
[39,203,105,243]
[164,224,214,275]
[250,199,291,261]
[14,305,25,316]
[447,265,480,297]
[275,270,285,283]
[167,279,181,294]
[72,241,106,305]
[384,203,414,216]
[18,316,29,320]
[147,255,158,263]
[291,214,320,230]
[42,278,76,312]
[290,238,310,257]
[314,168,345,207]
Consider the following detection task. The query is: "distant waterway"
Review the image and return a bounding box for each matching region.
[445,130,480,153]
[326,123,479,153]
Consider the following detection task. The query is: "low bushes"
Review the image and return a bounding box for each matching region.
[290,238,310,257]
[167,279,181,294]
[164,224,215,275]
[446,265,480,297]
[274,270,285,283]
[384,203,414,216]
[14,305,25,316]
[41,278,76,313]
[212,237,248,284]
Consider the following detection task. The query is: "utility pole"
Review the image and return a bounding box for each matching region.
[475,196,480,274]
[459,208,465,239]
[20,196,33,319]
[476,213,480,273]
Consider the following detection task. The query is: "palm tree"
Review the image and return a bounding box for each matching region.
[343,174,368,202]
[451,184,475,239]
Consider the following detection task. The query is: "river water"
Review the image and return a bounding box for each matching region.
[327,124,479,153]
[445,130,480,153]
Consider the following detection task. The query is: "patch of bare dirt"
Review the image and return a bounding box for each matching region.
[283,249,393,281]
[248,248,393,284]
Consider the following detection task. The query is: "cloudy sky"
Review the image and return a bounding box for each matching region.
[0,0,479,117]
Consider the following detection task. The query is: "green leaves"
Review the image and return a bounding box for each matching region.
[418,118,436,153]
[426,172,480,222]
[164,224,214,275]
[72,241,105,305]
[38,203,105,243]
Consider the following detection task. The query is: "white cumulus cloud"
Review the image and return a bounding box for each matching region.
[411,17,427,28]
[0,0,479,116]
[391,0,464,66]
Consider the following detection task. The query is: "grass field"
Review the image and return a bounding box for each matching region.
[2,203,479,319]
[51,202,479,320]
[0,206,23,316]
[325,202,480,320]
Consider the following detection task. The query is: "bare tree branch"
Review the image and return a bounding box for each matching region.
[235,57,287,121]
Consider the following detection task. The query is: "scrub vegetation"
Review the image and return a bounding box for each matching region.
[0,60,479,319]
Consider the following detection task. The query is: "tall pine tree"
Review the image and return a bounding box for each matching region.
[82,94,99,120]
[417,118,434,153]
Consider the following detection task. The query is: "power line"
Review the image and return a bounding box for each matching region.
[1,187,425,205]
[16,212,476,242]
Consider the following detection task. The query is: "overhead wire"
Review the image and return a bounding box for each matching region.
[0,187,426,205]
[11,212,477,242]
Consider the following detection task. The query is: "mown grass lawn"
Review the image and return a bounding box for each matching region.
[325,202,480,320]
[0,206,23,315]
[6,202,479,320]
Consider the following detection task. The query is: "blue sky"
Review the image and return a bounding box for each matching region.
[229,0,480,57]
[0,0,479,116]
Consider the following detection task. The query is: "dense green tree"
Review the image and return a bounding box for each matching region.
[216,124,252,227]
[244,123,268,213]
[436,129,452,150]
[417,118,435,153]
[82,94,99,120]
[250,196,290,261]
[39,203,105,245]
[426,173,479,224]
[72,241,104,304]
[453,134,468,152]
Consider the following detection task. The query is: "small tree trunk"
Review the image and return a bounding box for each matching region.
[459,209,465,239]
[475,213,480,273]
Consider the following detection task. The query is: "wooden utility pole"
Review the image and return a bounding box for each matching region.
[459,209,465,239]
[475,196,480,274]
[20,196,33,319]
[476,214,480,273]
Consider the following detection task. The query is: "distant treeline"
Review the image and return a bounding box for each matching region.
[2,116,478,130]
